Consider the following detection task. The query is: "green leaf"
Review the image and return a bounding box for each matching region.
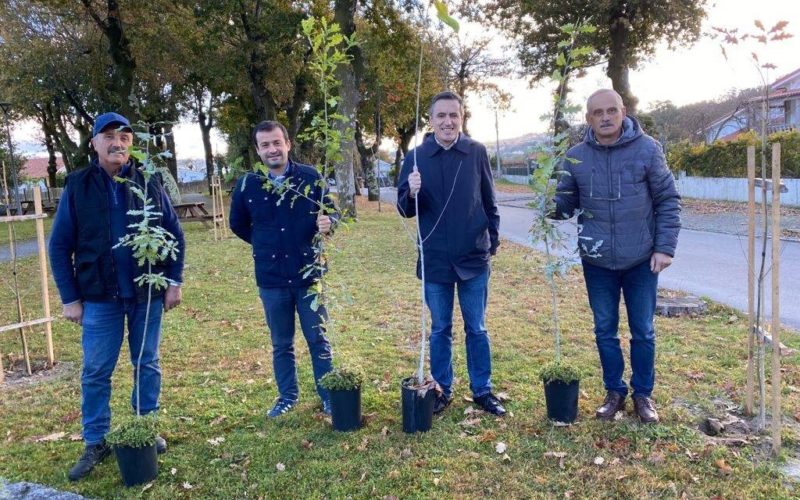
[433,0,460,33]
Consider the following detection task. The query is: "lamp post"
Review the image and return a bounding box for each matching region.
[0,102,22,214]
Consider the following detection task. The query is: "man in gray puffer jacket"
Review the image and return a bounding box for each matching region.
[553,89,681,424]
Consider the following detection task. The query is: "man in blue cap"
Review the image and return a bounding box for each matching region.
[49,112,185,481]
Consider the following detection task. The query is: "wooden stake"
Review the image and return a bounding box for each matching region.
[34,189,55,367]
[211,175,228,241]
[746,146,756,416]
[771,143,782,455]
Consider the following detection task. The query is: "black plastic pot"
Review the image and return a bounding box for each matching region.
[114,443,158,487]
[401,377,436,433]
[543,379,580,423]
[329,387,362,432]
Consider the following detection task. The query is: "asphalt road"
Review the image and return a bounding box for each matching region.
[383,188,800,330]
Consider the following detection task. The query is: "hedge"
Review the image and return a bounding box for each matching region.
[666,130,800,178]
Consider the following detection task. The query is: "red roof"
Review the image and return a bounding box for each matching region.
[748,88,800,103]
[22,157,66,179]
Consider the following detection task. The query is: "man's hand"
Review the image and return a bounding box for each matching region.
[317,214,332,234]
[408,170,422,198]
[164,285,182,312]
[63,302,83,325]
[650,252,672,273]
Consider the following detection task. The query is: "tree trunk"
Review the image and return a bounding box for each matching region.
[553,69,572,137]
[287,66,310,143]
[333,0,359,218]
[393,124,416,185]
[199,110,214,194]
[607,13,638,114]
[163,123,178,181]
[43,125,58,188]
[355,123,380,201]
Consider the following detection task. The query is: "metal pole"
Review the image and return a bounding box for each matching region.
[494,108,502,178]
[0,103,22,214]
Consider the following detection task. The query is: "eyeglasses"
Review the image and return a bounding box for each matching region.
[588,169,621,201]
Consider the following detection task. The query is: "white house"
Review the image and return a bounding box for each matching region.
[704,66,800,143]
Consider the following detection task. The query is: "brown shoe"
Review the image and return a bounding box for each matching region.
[633,396,659,424]
[595,391,626,421]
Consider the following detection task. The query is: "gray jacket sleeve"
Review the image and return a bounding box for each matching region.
[552,159,579,220]
[647,145,681,257]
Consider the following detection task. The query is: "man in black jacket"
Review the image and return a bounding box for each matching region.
[49,112,184,480]
[397,91,504,416]
[230,120,337,419]
[553,89,681,423]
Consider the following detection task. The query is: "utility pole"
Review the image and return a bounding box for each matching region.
[0,102,22,214]
[494,108,502,178]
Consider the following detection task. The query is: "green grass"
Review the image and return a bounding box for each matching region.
[0,216,54,246]
[1,199,799,498]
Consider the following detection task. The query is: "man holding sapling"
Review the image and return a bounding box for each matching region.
[552,89,681,424]
[230,120,338,419]
[397,91,505,416]
[49,112,185,481]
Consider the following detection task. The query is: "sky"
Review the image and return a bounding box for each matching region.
[9,0,800,160]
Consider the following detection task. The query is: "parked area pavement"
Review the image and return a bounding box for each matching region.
[382,187,800,330]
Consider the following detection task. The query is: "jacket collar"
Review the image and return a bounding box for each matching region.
[424,132,471,157]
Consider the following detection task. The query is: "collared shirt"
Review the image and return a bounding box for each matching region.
[434,132,460,151]
[268,161,293,185]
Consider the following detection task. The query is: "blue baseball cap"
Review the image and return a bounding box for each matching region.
[92,112,132,137]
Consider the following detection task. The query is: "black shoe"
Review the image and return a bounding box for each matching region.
[68,442,111,481]
[632,396,660,424]
[433,394,453,414]
[595,391,626,421]
[156,435,167,454]
[474,393,507,416]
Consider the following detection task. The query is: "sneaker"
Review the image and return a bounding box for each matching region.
[156,435,167,454]
[267,399,297,418]
[474,393,507,416]
[68,442,111,481]
[321,400,332,416]
[433,394,453,414]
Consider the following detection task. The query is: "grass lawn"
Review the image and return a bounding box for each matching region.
[494,178,532,194]
[1,198,799,498]
[0,215,54,247]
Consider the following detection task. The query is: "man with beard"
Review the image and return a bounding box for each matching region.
[49,112,185,481]
[230,120,338,418]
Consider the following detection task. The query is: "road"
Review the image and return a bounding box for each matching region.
[382,188,800,330]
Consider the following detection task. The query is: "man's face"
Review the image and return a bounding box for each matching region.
[92,127,133,171]
[255,129,291,170]
[431,98,462,146]
[586,91,626,145]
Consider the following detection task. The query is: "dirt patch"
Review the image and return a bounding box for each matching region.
[682,198,800,218]
[1,360,75,391]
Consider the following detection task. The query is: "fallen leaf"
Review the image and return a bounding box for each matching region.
[141,482,154,493]
[360,471,367,482]
[357,437,369,452]
[495,392,509,401]
[459,417,482,427]
[715,459,733,475]
[495,442,507,454]
[182,482,193,490]
[207,436,225,446]
[648,452,665,465]
[170,467,177,476]
[463,406,477,415]
[400,448,413,459]
[387,470,400,479]
[462,394,474,402]
[686,371,705,381]
[381,426,390,436]
[276,463,286,472]
[478,430,497,443]
[610,458,621,466]
[468,451,480,459]
[210,415,227,426]
[301,439,313,450]
[433,477,441,486]
[593,456,605,466]
[68,433,82,442]
[33,432,66,443]
[502,453,511,462]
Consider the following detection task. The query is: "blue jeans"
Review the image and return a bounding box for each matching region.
[259,287,333,404]
[424,269,493,399]
[81,297,163,445]
[582,259,658,398]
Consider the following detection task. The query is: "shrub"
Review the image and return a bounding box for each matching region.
[539,361,582,384]
[319,366,364,391]
[105,414,158,448]
[667,130,800,178]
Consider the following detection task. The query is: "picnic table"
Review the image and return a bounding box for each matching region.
[3,200,36,216]
[174,201,213,228]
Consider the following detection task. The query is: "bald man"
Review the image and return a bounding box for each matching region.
[552,89,681,424]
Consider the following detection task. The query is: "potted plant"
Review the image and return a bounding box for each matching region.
[104,413,159,487]
[398,1,459,434]
[528,22,596,424]
[319,365,365,431]
[110,125,180,484]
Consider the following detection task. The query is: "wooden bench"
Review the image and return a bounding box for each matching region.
[174,201,213,228]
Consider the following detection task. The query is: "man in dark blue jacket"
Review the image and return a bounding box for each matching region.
[49,112,185,481]
[553,89,681,424]
[230,120,337,419]
[397,91,504,416]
